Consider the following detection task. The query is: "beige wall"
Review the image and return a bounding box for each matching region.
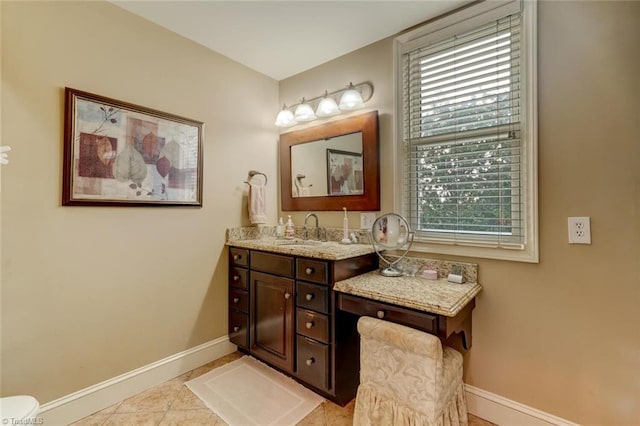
[280,1,640,424]
[1,1,279,402]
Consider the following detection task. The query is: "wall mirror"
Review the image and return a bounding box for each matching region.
[280,110,379,211]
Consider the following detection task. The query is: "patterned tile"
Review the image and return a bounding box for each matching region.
[169,387,208,411]
[323,399,355,426]
[102,412,165,425]
[69,413,110,426]
[469,413,497,425]
[115,381,183,413]
[158,409,223,426]
[96,402,121,415]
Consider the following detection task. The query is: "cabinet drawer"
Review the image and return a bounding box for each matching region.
[229,310,249,349]
[296,309,329,344]
[229,248,249,267]
[229,267,248,289]
[296,335,330,392]
[337,294,438,335]
[296,258,328,285]
[251,251,294,278]
[296,281,328,314]
[229,288,248,313]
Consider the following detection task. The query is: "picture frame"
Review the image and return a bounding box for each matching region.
[326,149,364,196]
[63,87,203,207]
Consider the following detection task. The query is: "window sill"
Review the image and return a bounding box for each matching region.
[409,239,539,263]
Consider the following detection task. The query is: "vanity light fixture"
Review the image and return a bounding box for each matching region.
[275,81,373,128]
[274,104,297,127]
[294,98,317,122]
[339,82,365,110]
[315,91,341,118]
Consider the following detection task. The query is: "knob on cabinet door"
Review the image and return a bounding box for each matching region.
[233,275,240,281]
[233,254,241,261]
[306,357,315,366]
[305,293,314,301]
[376,310,386,319]
[232,297,240,304]
[305,321,314,329]
[233,326,240,332]
[284,292,291,300]
[305,267,314,275]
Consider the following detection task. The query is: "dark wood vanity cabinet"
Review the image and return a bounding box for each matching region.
[228,246,377,405]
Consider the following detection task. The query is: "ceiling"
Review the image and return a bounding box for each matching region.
[112,1,469,81]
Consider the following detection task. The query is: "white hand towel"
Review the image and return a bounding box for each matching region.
[248,183,268,225]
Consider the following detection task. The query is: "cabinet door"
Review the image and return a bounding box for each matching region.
[250,271,295,373]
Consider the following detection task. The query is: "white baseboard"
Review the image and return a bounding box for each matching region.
[465,384,579,426]
[38,336,236,426]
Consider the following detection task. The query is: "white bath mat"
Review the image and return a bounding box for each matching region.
[185,355,324,426]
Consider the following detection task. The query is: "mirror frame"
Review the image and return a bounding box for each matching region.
[280,110,380,211]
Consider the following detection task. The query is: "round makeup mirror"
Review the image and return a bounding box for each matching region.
[370,213,414,277]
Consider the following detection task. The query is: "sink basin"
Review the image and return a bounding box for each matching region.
[273,239,323,247]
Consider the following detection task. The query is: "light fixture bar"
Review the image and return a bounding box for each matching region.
[286,82,373,111]
[276,82,374,128]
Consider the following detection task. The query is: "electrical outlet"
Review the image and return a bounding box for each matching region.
[360,212,377,230]
[568,217,591,244]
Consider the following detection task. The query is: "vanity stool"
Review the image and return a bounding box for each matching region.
[353,317,468,426]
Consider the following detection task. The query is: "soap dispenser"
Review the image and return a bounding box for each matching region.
[284,215,295,239]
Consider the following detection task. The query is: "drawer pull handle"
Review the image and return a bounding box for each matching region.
[233,254,242,261]
[233,275,240,282]
[376,310,386,319]
[306,357,315,367]
[305,321,314,329]
[305,293,314,301]
[305,267,314,275]
[232,326,241,332]
[232,297,240,304]
[284,292,291,300]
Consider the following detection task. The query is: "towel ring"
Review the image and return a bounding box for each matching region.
[244,170,267,186]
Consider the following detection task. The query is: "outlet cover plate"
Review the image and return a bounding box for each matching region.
[568,216,591,244]
[360,212,377,230]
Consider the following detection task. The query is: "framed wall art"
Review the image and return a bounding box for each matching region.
[326,149,364,196]
[63,87,203,206]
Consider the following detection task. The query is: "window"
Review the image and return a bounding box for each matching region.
[395,0,538,262]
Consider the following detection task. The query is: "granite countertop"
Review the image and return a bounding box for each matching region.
[334,271,482,317]
[226,238,376,261]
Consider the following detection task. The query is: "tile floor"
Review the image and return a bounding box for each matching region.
[72,351,495,426]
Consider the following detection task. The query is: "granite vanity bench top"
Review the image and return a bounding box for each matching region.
[226,238,376,261]
[334,271,482,317]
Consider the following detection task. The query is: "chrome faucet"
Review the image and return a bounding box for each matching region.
[303,213,325,241]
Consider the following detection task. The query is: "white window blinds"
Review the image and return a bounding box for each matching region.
[402,13,525,248]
